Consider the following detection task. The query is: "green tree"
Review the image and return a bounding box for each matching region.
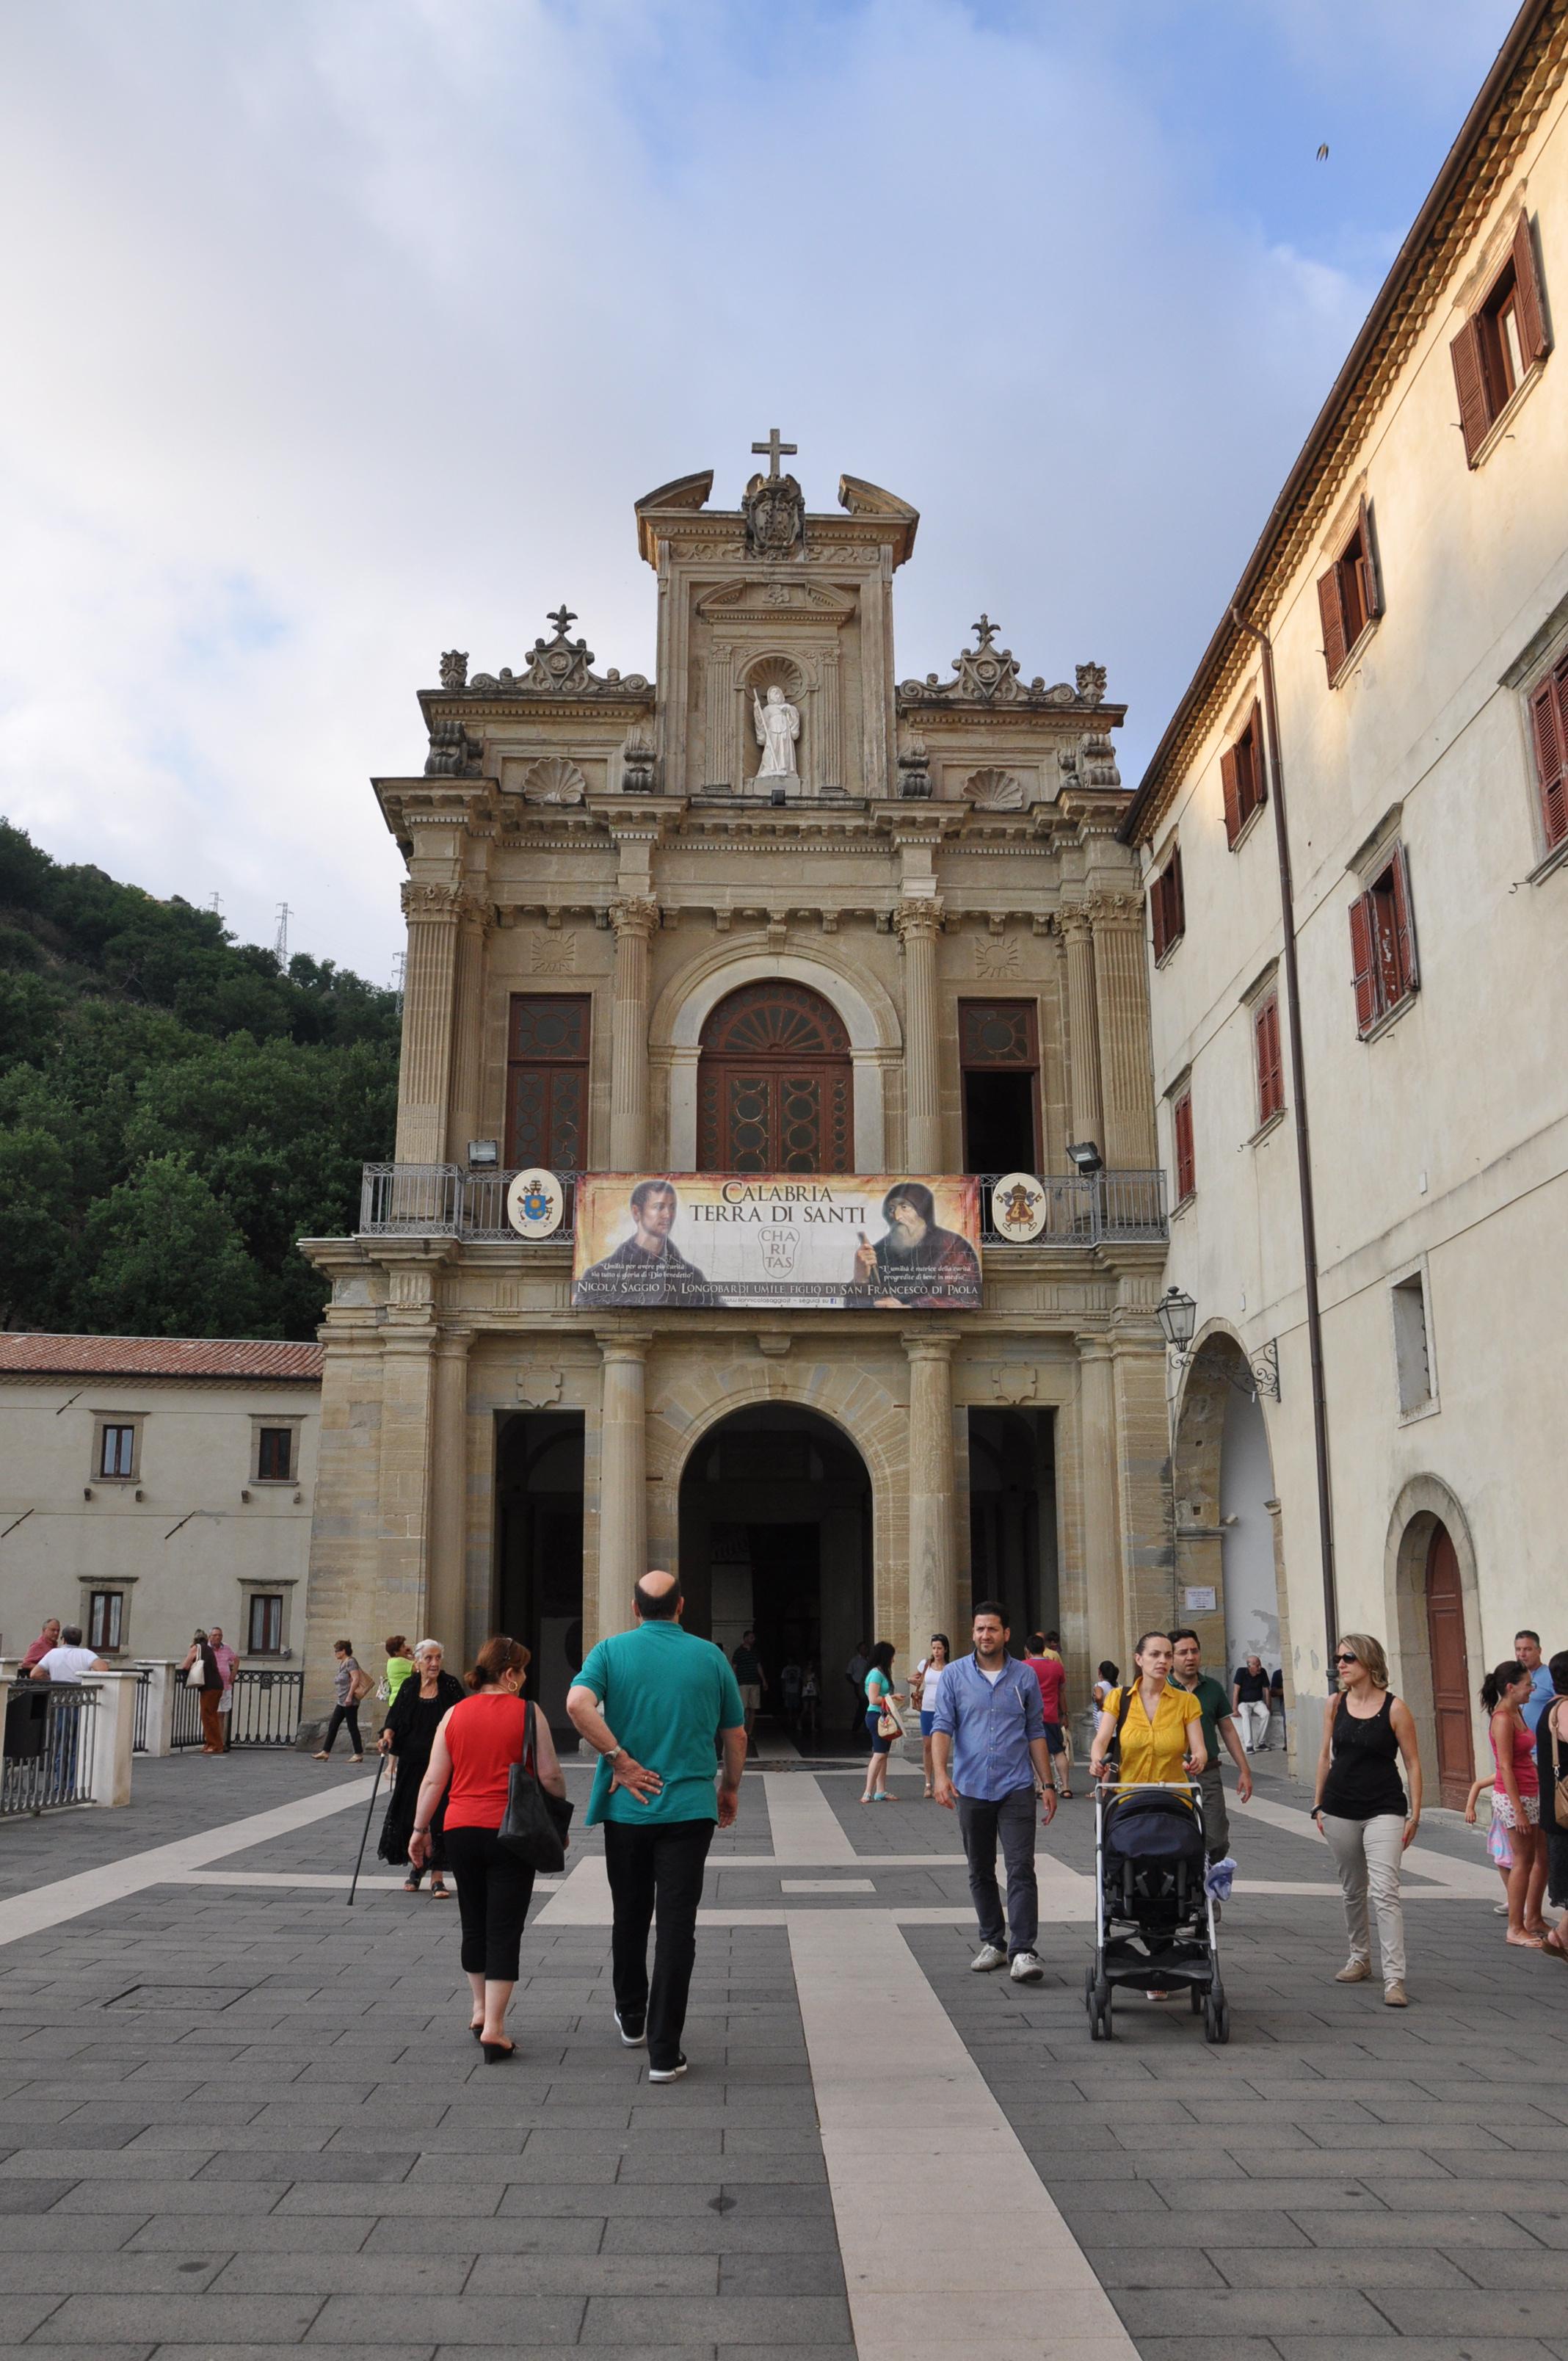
[77,1154,269,1338]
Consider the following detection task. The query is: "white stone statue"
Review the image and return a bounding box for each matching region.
[752,684,800,780]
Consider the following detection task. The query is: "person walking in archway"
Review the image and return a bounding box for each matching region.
[859,1642,904,1803]
[933,1603,1057,1981]
[913,1633,950,1799]
[568,1571,747,2083]
[1312,1633,1422,2006]
[1024,1631,1072,1800]
[1231,1654,1271,1752]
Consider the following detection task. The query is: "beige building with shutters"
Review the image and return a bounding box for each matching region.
[1125,0,1568,1802]
[299,450,1176,1731]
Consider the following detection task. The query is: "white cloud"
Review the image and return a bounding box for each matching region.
[0,0,1507,976]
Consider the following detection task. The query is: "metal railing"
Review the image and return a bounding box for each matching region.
[131,1666,152,1753]
[1,1680,98,1816]
[170,1678,206,1751]
[360,1164,1165,1247]
[226,1669,304,1748]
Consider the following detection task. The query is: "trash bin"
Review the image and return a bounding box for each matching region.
[4,1683,50,1761]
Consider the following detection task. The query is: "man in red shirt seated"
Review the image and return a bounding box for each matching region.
[1024,1631,1072,1799]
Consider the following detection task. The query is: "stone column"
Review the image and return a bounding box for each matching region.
[609,897,658,1172]
[446,899,493,1162]
[905,1332,960,1653]
[427,1329,473,1658]
[1059,904,1103,1158]
[1091,891,1158,1169]
[1075,1335,1124,1665]
[597,1332,651,1636]
[84,1670,139,1807]
[897,900,944,1172]
[395,881,464,1164]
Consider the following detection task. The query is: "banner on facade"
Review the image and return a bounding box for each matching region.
[572,1174,982,1311]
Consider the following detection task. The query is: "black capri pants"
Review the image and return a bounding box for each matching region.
[443,1826,536,1981]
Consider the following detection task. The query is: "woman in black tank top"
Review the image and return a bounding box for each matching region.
[1312,1633,1423,2007]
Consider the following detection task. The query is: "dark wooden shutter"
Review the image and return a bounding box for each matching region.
[1170,844,1186,937]
[1451,316,1490,463]
[1512,210,1550,363]
[1220,745,1241,846]
[1174,1092,1195,1202]
[1248,700,1268,807]
[1357,494,1383,620]
[1531,669,1568,850]
[1317,562,1349,686]
[1391,844,1419,995]
[1150,869,1168,962]
[1255,997,1283,1120]
[1348,893,1379,1035]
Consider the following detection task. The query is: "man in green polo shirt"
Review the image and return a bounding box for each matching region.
[567,1570,747,2082]
[1169,1628,1252,1864]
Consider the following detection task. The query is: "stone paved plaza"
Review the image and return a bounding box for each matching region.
[0,1743,1565,2361]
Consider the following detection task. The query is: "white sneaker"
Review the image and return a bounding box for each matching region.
[970,1943,1006,1972]
[1009,1952,1045,1983]
[647,2054,687,2082]
[614,2009,646,2046]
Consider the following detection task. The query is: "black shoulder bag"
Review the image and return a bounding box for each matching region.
[497,1701,573,1874]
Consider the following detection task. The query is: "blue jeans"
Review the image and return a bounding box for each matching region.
[957,1784,1038,1957]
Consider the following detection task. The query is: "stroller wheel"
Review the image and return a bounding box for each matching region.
[1189,1985,1202,2014]
[1089,1978,1113,2041]
[1084,1963,1098,2013]
[1202,1994,1230,2045]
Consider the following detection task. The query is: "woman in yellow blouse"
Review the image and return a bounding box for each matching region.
[1089,1631,1208,1793]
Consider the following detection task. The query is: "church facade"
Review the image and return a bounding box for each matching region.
[300,451,1172,1727]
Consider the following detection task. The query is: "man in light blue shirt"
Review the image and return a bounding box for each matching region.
[568,1571,746,2082]
[1517,1631,1554,1733]
[932,1601,1057,1982]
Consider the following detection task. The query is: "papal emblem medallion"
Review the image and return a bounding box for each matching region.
[990,1171,1048,1244]
[506,1167,565,1239]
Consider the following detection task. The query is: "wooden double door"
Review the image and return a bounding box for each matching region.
[696,982,853,1173]
[1423,1522,1474,1810]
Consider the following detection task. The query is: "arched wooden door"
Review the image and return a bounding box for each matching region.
[697,982,853,1173]
[1423,1522,1473,1809]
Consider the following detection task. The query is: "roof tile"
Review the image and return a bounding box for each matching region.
[0,1335,324,1382]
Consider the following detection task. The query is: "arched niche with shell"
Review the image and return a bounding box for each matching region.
[520,755,588,805]
[963,766,1026,811]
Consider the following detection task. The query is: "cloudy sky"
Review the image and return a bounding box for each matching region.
[0,0,1520,980]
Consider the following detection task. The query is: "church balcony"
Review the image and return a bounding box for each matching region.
[355,1164,1166,1246]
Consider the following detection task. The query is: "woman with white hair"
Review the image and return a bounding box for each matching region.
[377,1639,463,1895]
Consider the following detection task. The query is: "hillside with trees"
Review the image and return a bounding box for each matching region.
[0,820,400,1340]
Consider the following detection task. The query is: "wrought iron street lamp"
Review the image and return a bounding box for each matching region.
[1156,1285,1197,1354]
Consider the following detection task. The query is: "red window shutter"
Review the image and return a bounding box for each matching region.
[1533,670,1568,850]
[1255,996,1283,1121]
[1451,316,1490,463]
[1318,562,1349,686]
[1174,1092,1195,1202]
[1349,891,1379,1036]
[1512,211,1550,364]
[1357,494,1383,620]
[1248,701,1267,806]
[1390,844,1419,996]
[1170,844,1186,937]
[1220,745,1241,847]
[1150,870,1168,962]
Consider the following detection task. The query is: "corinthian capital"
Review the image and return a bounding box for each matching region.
[609,895,660,942]
[1056,900,1092,946]
[400,880,465,922]
[894,896,945,943]
[1085,888,1143,930]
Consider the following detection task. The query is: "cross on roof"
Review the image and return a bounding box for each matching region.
[972,612,998,648]
[545,604,578,637]
[751,427,797,480]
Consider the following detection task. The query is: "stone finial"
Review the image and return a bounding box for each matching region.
[439,650,469,691]
[1075,661,1108,705]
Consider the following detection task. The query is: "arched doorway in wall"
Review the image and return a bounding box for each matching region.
[678,1405,871,1738]
[493,1412,584,1744]
[967,1409,1059,1641]
[1423,1523,1474,1810]
[697,981,853,1173]
[1172,1332,1286,1727]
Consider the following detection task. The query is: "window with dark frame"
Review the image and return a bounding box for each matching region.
[1349,845,1420,1037]
[1253,992,1285,1126]
[1150,844,1186,961]
[247,1593,283,1654]
[505,995,590,1172]
[1317,496,1383,686]
[256,1426,294,1483]
[98,1424,135,1479]
[87,1590,123,1652]
[1172,1089,1196,1205]
[1221,703,1267,848]
[1528,653,1568,854]
[958,1001,1042,1176]
[1451,211,1550,465]
[696,982,854,1173]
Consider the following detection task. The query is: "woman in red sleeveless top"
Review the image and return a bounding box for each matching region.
[1481,1659,1548,1948]
[410,1634,567,2061]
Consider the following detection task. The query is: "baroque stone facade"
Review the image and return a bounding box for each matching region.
[300,455,1167,1727]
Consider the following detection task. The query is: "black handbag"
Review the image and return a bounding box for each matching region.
[496,1701,573,1874]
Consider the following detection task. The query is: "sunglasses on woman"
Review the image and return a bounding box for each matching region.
[1335,1652,1360,1666]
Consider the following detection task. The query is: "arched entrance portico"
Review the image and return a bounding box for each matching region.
[1172,1327,1290,1737]
[677,1404,872,1736]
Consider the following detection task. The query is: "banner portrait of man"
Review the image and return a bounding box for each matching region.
[846,1180,981,1310]
[573,1178,721,1308]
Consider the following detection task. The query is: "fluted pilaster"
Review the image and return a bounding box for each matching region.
[896,899,944,1171]
[596,1332,651,1637]
[1059,902,1103,1158]
[395,882,463,1164]
[1089,891,1158,1169]
[609,897,659,1172]
[906,1331,960,1651]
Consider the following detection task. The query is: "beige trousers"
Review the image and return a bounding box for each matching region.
[1321,1810,1406,1986]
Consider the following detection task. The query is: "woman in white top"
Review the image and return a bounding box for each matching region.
[912,1633,951,1801]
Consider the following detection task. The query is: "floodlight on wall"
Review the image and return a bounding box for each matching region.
[468,1140,499,1168]
[1156,1285,1198,1354]
[1064,1140,1103,1176]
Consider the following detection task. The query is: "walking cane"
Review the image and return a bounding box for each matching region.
[346,1750,387,1907]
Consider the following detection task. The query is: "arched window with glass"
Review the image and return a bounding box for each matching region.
[696,982,853,1172]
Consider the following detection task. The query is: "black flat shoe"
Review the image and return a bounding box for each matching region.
[481,2039,516,2064]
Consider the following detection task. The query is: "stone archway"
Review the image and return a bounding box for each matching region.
[1172,1326,1292,1746]
[1385,1476,1484,1809]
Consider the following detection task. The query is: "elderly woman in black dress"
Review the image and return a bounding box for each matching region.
[378,1639,464,1896]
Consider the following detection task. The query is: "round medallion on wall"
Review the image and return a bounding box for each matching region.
[506,1168,565,1238]
[990,1172,1048,1244]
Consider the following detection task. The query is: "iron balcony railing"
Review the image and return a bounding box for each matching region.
[360,1164,1166,1246]
[1,1680,98,1816]
[227,1668,305,1748]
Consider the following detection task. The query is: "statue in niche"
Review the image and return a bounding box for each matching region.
[752,684,800,780]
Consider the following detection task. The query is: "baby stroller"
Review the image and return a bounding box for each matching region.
[1083,1779,1229,2042]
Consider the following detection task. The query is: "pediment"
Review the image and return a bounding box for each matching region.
[694,576,858,625]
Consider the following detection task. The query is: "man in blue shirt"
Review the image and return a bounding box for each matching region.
[1517,1630,1554,1733]
[932,1601,1058,1981]
[568,1571,747,2081]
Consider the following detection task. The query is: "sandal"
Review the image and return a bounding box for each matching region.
[402,1879,420,1893]
[923,1783,934,1799]
[429,1881,451,1899]
[1505,1930,1545,1948]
